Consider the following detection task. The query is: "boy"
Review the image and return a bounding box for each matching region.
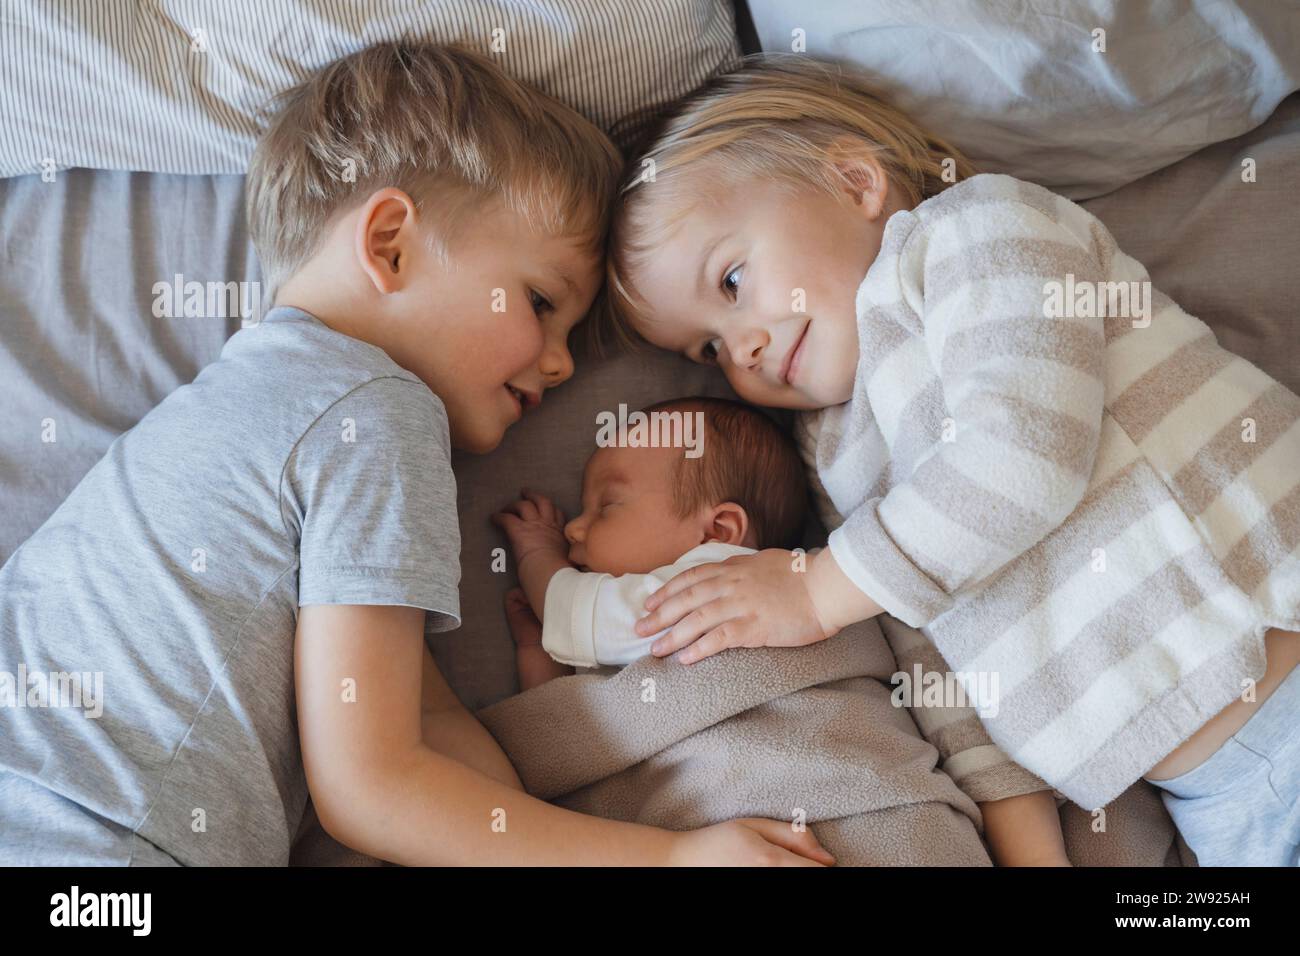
[0,44,831,867]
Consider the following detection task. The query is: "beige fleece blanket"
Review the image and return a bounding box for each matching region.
[474,624,990,866]
[290,621,1189,866]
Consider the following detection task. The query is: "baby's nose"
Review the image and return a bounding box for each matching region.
[564,517,584,544]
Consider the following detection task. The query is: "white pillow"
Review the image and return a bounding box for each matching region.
[746,0,1300,199]
[0,0,740,177]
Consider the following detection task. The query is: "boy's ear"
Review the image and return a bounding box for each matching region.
[355,187,419,295]
[827,140,891,221]
[702,502,753,548]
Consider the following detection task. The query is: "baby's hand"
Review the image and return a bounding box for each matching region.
[492,489,568,565]
[503,587,543,647]
[634,549,833,664]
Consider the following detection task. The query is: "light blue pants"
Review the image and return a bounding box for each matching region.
[1149,664,1300,866]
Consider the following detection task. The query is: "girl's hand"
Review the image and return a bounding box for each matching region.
[491,489,568,565]
[634,549,834,663]
[669,818,835,867]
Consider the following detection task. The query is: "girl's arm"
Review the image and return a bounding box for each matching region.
[874,613,1066,864]
[981,791,1071,866]
[820,199,1110,631]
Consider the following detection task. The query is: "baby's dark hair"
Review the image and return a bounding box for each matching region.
[645,397,807,550]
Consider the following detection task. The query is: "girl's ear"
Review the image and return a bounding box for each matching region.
[827,140,892,221]
[702,502,753,548]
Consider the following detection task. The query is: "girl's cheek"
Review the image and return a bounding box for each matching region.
[723,364,762,402]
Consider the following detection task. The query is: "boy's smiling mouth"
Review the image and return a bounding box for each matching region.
[505,383,541,417]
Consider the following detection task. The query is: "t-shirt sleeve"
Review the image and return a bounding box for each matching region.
[284,376,461,631]
[829,194,1107,629]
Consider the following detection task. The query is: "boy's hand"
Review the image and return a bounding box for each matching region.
[635,549,832,663]
[492,489,568,564]
[669,818,835,867]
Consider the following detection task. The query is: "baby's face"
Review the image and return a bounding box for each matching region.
[564,445,707,576]
[627,175,902,410]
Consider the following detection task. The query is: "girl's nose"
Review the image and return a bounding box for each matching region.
[728,327,768,370]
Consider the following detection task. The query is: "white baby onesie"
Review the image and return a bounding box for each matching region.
[542,542,755,668]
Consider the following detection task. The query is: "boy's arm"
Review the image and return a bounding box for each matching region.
[419,638,521,789]
[294,603,834,866]
[296,603,666,864]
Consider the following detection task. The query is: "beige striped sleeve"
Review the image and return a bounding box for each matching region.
[827,192,1108,629]
[877,614,1051,804]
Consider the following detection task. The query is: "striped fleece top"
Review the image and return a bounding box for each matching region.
[796,173,1300,811]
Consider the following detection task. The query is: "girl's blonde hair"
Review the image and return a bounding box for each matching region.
[247,42,622,303]
[601,54,976,352]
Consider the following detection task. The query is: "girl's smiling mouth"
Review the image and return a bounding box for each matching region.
[781,319,810,386]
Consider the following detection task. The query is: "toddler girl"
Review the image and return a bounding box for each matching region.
[603,56,1300,866]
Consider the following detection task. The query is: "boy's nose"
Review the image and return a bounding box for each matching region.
[564,516,584,544]
[541,341,575,387]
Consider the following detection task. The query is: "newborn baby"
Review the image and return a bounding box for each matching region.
[493,396,807,690]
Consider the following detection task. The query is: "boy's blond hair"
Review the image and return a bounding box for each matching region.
[247,42,622,301]
[603,54,977,352]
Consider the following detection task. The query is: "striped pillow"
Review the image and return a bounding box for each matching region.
[0,0,740,177]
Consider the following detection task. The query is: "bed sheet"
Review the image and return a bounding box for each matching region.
[2,94,1297,866]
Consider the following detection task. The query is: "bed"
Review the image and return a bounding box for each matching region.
[3,0,1298,866]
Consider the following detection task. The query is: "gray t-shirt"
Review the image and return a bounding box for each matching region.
[0,306,461,865]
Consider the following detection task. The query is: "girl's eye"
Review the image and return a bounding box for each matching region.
[721,265,743,299]
[529,289,553,315]
[700,340,721,364]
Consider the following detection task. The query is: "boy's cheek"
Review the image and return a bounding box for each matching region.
[443,397,509,455]
[469,305,544,364]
